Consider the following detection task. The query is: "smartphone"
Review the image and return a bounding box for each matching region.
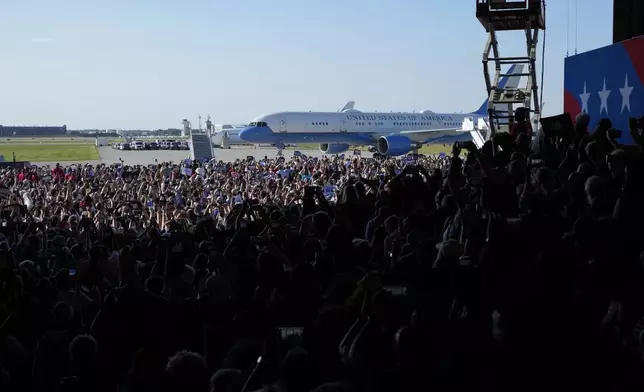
[459,256,473,267]
[382,286,407,296]
[69,268,76,276]
[457,141,476,150]
[278,326,304,340]
[528,158,545,168]
[469,177,484,187]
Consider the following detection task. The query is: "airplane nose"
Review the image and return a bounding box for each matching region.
[238,126,259,142]
[239,126,272,143]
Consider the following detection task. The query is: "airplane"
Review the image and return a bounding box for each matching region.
[238,65,527,156]
[210,101,358,149]
[211,124,248,148]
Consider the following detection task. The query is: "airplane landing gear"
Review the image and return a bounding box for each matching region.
[274,142,285,157]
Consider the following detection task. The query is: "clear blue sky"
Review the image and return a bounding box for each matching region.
[0,0,613,129]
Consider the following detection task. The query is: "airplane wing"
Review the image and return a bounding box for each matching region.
[397,127,464,143]
[394,102,546,143]
[399,126,461,134]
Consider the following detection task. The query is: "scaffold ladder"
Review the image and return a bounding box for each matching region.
[476,0,545,140]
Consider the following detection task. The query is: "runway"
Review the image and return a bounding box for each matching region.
[34,146,373,167]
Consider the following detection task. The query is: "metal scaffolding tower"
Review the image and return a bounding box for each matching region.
[476,0,545,139]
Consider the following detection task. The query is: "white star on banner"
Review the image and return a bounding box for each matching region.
[619,74,634,114]
[579,82,591,113]
[598,79,611,115]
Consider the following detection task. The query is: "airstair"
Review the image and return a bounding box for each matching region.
[476,0,545,140]
[462,116,491,149]
[189,133,214,162]
[221,132,230,149]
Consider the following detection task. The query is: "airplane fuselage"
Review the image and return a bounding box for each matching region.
[239,111,471,146]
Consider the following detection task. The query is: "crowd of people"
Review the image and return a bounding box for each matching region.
[1,113,644,392]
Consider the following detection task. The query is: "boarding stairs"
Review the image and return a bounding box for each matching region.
[221,132,230,149]
[462,116,490,149]
[189,133,214,162]
[476,0,545,140]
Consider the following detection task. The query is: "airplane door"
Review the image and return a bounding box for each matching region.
[279,117,287,133]
[340,119,347,133]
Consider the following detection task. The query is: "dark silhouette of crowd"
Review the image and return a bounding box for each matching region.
[2,113,644,392]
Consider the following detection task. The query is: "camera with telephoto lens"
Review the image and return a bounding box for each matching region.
[527,158,545,168]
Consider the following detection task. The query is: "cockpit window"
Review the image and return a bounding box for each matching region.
[248,121,268,127]
[249,122,257,126]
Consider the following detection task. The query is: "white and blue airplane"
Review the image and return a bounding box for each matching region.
[211,124,248,147]
[239,65,526,156]
[212,103,357,148]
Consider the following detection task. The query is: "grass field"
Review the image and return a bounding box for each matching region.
[415,144,451,155]
[0,140,100,162]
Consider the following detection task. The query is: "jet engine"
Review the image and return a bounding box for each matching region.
[376,135,413,156]
[319,143,350,154]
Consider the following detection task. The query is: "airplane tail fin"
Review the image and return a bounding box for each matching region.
[472,64,525,115]
[473,99,491,116]
[340,101,355,112]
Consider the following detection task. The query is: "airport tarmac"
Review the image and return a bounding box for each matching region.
[34,146,373,167]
